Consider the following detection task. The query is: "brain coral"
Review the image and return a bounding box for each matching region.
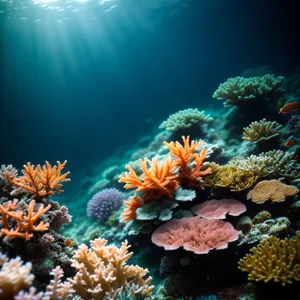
[247,180,299,204]
[192,199,246,220]
[151,216,238,254]
[87,188,123,222]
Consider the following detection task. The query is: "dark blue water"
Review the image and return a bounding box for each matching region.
[1,0,299,189]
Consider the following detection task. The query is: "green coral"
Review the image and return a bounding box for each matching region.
[242,119,283,142]
[213,74,284,107]
[159,108,213,132]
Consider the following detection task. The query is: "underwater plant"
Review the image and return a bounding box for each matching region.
[86,188,123,223]
[238,233,300,286]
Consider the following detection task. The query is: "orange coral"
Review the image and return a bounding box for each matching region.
[121,196,143,223]
[0,200,51,240]
[164,136,212,188]
[5,161,71,200]
[119,157,179,201]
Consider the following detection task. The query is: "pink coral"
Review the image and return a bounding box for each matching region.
[191,199,246,220]
[151,216,238,254]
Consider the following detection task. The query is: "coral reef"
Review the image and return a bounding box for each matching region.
[238,233,300,286]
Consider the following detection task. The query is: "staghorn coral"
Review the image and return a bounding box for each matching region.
[192,199,246,220]
[247,179,299,204]
[119,157,179,201]
[213,74,284,107]
[159,108,213,132]
[0,199,51,240]
[242,118,283,142]
[87,188,123,223]
[4,161,70,200]
[238,233,300,286]
[204,165,258,192]
[164,136,212,188]
[151,216,238,254]
[0,253,34,300]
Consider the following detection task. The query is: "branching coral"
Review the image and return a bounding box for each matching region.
[159,108,213,132]
[0,253,34,300]
[247,179,299,204]
[121,196,143,223]
[242,118,283,142]
[119,157,179,201]
[213,74,285,107]
[151,216,239,254]
[164,136,212,188]
[67,238,154,299]
[238,233,300,286]
[4,161,71,200]
[228,150,297,178]
[204,165,258,192]
[0,199,51,240]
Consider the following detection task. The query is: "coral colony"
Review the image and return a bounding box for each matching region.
[1,72,300,299]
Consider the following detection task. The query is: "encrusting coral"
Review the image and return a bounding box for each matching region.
[4,161,71,200]
[0,199,51,240]
[213,74,285,107]
[247,179,299,204]
[238,233,300,286]
[159,108,213,132]
[242,118,283,142]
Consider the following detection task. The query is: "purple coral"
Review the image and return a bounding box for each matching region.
[87,188,123,222]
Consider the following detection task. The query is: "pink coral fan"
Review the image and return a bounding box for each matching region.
[151,216,238,254]
[192,199,246,220]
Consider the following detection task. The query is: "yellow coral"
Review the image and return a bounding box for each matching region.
[204,165,258,192]
[68,238,154,299]
[247,179,299,204]
[238,233,300,286]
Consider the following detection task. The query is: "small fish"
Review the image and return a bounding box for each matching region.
[285,139,295,147]
[279,100,300,114]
